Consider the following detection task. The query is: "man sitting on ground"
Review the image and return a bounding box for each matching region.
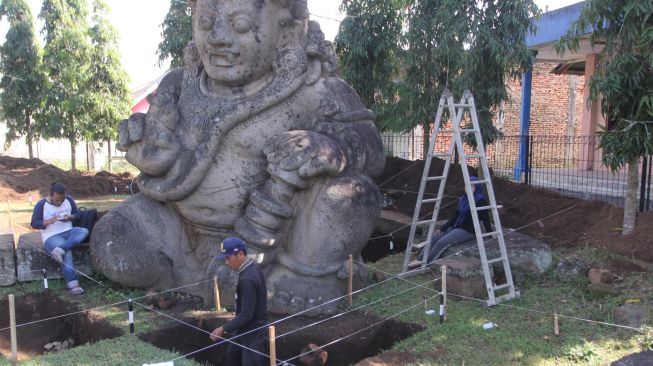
[30,182,88,295]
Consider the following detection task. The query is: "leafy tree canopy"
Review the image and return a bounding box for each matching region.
[557,0,653,171]
[336,0,538,149]
[0,0,47,157]
[157,0,192,69]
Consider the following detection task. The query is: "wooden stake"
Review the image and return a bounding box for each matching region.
[268,326,276,366]
[553,310,560,336]
[9,294,17,365]
[348,254,353,306]
[213,275,222,312]
[440,265,447,322]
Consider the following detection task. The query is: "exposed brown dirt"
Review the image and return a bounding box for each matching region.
[373,156,653,266]
[139,311,423,366]
[0,291,122,360]
[0,156,137,201]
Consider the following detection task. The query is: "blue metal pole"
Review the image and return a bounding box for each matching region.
[513,67,533,181]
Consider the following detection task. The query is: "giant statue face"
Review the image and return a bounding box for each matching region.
[194,0,282,87]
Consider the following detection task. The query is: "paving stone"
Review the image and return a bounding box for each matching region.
[0,234,16,286]
[16,232,93,282]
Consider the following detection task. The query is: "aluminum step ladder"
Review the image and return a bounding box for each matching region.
[399,89,519,306]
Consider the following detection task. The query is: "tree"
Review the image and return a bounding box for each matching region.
[336,0,538,156]
[557,0,653,235]
[0,0,47,159]
[39,0,93,171]
[335,0,403,124]
[156,0,192,69]
[87,0,131,170]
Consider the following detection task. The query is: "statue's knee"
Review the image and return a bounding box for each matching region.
[320,175,382,216]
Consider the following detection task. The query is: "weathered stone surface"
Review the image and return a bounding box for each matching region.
[0,234,16,286]
[440,229,552,279]
[431,257,489,299]
[588,267,621,285]
[612,303,649,328]
[611,350,653,366]
[376,210,415,244]
[16,232,93,282]
[90,0,385,316]
[555,256,590,281]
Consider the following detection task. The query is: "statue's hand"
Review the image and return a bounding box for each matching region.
[264,130,346,179]
[117,113,146,151]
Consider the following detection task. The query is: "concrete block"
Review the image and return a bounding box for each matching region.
[0,234,16,286]
[16,232,94,282]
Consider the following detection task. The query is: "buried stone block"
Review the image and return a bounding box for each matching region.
[441,230,553,280]
[430,257,490,299]
[0,234,16,286]
[16,232,93,282]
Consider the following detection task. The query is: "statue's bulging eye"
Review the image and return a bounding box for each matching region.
[199,14,214,31]
[232,16,252,34]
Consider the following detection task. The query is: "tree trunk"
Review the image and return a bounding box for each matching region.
[622,158,639,235]
[107,139,112,172]
[70,139,77,171]
[25,114,34,159]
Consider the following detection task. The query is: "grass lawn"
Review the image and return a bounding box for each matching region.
[0,195,651,365]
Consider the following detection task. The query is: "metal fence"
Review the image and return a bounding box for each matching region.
[380,132,652,211]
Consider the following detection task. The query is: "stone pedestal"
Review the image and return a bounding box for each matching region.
[16,232,94,282]
[0,234,16,286]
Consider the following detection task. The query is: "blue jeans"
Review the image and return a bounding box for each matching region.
[43,227,89,286]
[419,228,475,265]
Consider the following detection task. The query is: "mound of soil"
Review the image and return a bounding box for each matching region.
[0,291,122,360]
[374,156,653,264]
[140,311,423,366]
[0,156,136,201]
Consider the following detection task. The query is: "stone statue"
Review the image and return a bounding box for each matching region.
[90,0,385,315]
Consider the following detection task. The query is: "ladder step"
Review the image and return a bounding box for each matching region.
[421,198,441,204]
[475,205,502,211]
[453,103,473,108]
[493,283,511,291]
[481,231,499,238]
[464,154,483,159]
[407,260,423,269]
[416,219,436,226]
[412,240,429,249]
[471,179,489,185]
[431,153,451,158]
[487,257,504,265]
[426,175,446,181]
[459,129,477,133]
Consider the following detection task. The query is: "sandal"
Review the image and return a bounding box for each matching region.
[69,286,84,295]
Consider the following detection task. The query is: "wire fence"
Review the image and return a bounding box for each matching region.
[381,132,653,211]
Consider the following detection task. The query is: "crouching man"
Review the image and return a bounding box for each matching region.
[30,182,88,295]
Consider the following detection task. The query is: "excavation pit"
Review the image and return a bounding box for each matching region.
[140,311,423,365]
[0,291,123,360]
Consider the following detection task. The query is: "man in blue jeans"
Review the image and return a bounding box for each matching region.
[31,183,88,295]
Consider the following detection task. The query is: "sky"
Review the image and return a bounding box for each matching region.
[1,0,581,90]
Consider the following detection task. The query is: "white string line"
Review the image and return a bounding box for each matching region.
[276,276,441,339]
[368,195,460,241]
[377,160,422,188]
[285,293,440,364]
[139,301,295,366]
[15,231,292,363]
[445,292,643,332]
[169,270,403,363]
